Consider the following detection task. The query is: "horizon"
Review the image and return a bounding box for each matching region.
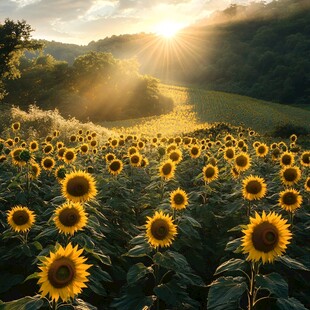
[0,0,270,45]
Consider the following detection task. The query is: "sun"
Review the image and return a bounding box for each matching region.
[155,21,183,38]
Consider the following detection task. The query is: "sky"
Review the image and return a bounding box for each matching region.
[1,0,257,45]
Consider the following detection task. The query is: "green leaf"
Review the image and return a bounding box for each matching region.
[23,272,39,283]
[207,276,247,310]
[225,237,242,253]
[153,250,191,273]
[0,272,24,294]
[276,255,310,271]
[255,273,288,298]
[111,291,155,310]
[124,244,151,257]
[127,263,153,286]
[0,296,44,310]
[214,258,248,275]
[276,297,308,310]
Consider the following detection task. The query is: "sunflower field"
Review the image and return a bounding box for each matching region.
[0,86,309,310]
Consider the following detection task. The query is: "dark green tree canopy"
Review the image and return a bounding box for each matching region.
[0,19,42,99]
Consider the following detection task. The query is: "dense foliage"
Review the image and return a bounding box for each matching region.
[4,51,173,121]
[0,19,42,100]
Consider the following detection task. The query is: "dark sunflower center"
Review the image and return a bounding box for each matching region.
[44,159,53,168]
[48,257,75,288]
[236,155,248,167]
[110,161,121,171]
[307,179,310,187]
[191,147,199,155]
[59,208,80,227]
[13,150,22,161]
[81,146,88,153]
[258,146,266,154]
[30,143,37,150]
[252,222,279,252]
[205,167,215,178]
[131,155,140,164]
[67,176,90,197]
[58,148,66,157]
[44,145,52,153]
[283,192,297,205]
[283,168,297,181]
[245,180,262,194]
[170,152,180,161]
[281,155,292,165]
[174,193,185,205]
[302,154,309,164]
[13,210,29,225]
[272,149,280,157]
[107,155,114,161]
[65,152,74,160]
[151,219,169,240]
[162,163,172,175]
[226,149,234,158]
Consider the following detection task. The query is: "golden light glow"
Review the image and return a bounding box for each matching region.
[155,21,184,38]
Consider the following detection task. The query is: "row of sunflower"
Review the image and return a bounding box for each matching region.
[0,121,309,309]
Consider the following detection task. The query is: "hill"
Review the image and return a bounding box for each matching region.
[34,0,310,106]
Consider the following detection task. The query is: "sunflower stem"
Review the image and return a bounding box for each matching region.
[248,261,258,310]
[289,211,294,229]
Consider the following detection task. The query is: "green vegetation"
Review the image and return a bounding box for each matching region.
[4,51,173,121]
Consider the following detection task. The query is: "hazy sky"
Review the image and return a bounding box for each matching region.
[1,0,256,45]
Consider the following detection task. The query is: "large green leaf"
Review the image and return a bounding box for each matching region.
[214,258,248,275]
[0,296,44,310]
[207,276,247,310]
[127,263,153,286]
[276,255,310,271]
[124,243,152,257]
[153,250,191,273]
[276,297,308,310]
[255,273,288,298]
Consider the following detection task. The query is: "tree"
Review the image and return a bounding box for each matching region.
[0,19,42,99]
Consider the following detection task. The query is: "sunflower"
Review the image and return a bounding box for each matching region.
[90,140,97,148]
[141,157,149,168]
[5,138,14,148]
[29,140,39,152]
[128,146,138,156]
[231,167,240,179]
[41,156,55,171]
[242,175,267,201]
[105,153,116,162]
[300,151,310,167]
[37,243,92,302]
[280,152,294,167]
[168,149,183,164]
[130,153,142,167]
[43,143,54,155]
[63,148,76,164]
[224,147,235,161]
[55,166,67,182]
[237,140,245,149]
[108,159,123,176]
[159,159,176,180]
[256,143,269,158]
[0,155,7,163]
[29,162,41,180]
[7,206,36,233]
[166,143,178,154]
[290,134,297,142]
[241,211,292,264]
[62,171,97,203]
[234,152,251,172]
[280,166,301,186]
[145,211,177,248]
[70,135,77,142]
[110,138,118,148]
[271,148,281,161]
[279,189,302,212]
[54,202,88,235]
[10,147,27,166]
[170,188,189,210]
[189,145,201,159]
[45,136,53,143]
[12,122,21,131]
[305,177,310,192]
[203,164,219,183]
[80,144,89,155]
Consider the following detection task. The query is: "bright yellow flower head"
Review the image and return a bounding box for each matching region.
[242,211,292,264]
[242,175,267,201]
[37,243,92,302]
[7,205,36,233]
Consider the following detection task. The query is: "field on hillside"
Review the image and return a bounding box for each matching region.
[0,86,309,310]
